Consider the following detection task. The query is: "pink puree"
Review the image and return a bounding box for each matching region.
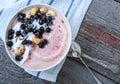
[23,15,69,69]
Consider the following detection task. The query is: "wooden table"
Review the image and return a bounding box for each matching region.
[0,0,119,83]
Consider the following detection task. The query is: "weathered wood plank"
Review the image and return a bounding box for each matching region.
[57,57,117,84]
[75,0,120,83]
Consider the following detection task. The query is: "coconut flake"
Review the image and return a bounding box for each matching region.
[20,46,30,64]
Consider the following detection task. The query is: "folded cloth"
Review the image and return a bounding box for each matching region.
[0,0,92,82]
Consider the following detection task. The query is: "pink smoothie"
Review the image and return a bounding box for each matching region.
[23,16,69,69]
[7,6,71,70]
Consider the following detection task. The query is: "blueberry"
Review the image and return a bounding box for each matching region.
[33,29,37,34]
[8,29,14,35]
[23,30,28,35]
[38,42,44,48]
[18,13,25,19]
[39,26,44,33]
[21,30,28,37]
[15,55,23,61]
[48,15,53,21]
[34,14,39,19]
[21,24,26,30]
[18,18,24,22]
[23,19,28,25]
[39,20,44,25]
[22,40,28,44]
[16,31,21,36]
[35,31,42,38]
[27,24,33,29]
[47,20,53,26]
[39,26,44,31]
[27,40,32,44]
[45,27,51,33]
[37,12,43,19]
[23,40,32,45]
[7,41,13,47]
[41,39,48,45]
[8,34,13,39]
[30,15,35,21]
[17,13,25,22]
[42,15,47,23]
[26,18,32,24]
[28,28,33,32]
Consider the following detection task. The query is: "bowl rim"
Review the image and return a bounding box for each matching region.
[4,4,72,71]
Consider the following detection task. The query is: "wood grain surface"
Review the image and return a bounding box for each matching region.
[0,0,120,84]
[76,0,120,83]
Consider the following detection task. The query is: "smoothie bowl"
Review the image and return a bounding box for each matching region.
[5,4,71,71]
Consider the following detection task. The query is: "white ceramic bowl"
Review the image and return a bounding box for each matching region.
[5,4,71,71]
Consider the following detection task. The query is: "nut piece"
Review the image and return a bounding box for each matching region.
[30,7,39,15]
[32,34,41,44]
[46,10,56,16]
[15,49,20,55]
[40,7,48,13]
[15,44,25,55]
[26,11,31,18]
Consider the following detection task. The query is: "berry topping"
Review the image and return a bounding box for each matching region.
[23,40,32,45]
[8,34,13,39]
[23,29,28,34]
[39,26,44,33]
[38,42,44,48]
[18,13,25,19]
[7,41,13,47]
[22,40,28,44]
[39,20,44,25]
[17,13,25,22]
[27,40,32,44]
[48,15,53,21]
[37,12,43,19]
[30,15,35,21]
[41,39,48,45]
[15,55,23,61]
[35,31,42,38]
[34,14,39,19]
[47,20,53,26]
[38,39,48,48]
[20,24,26,30]
[8,29,14,35]
[16,31,21,36]
[26,18,33,24]
[21,30,28,37]
[45,27,51,33]
[28,28,33,32]
[41,15,47,23]
[33,29,37,34]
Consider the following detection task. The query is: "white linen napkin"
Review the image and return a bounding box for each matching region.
[0,0,92,82]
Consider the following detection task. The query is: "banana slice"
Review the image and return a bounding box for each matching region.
[32,34,41,44]
[26,11,31,18]
[46,10,56,16]
[15,44,25,55]
[30,7,39,15]
[40,7,48,13]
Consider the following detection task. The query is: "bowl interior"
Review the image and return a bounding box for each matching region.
[5,4,71,71]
